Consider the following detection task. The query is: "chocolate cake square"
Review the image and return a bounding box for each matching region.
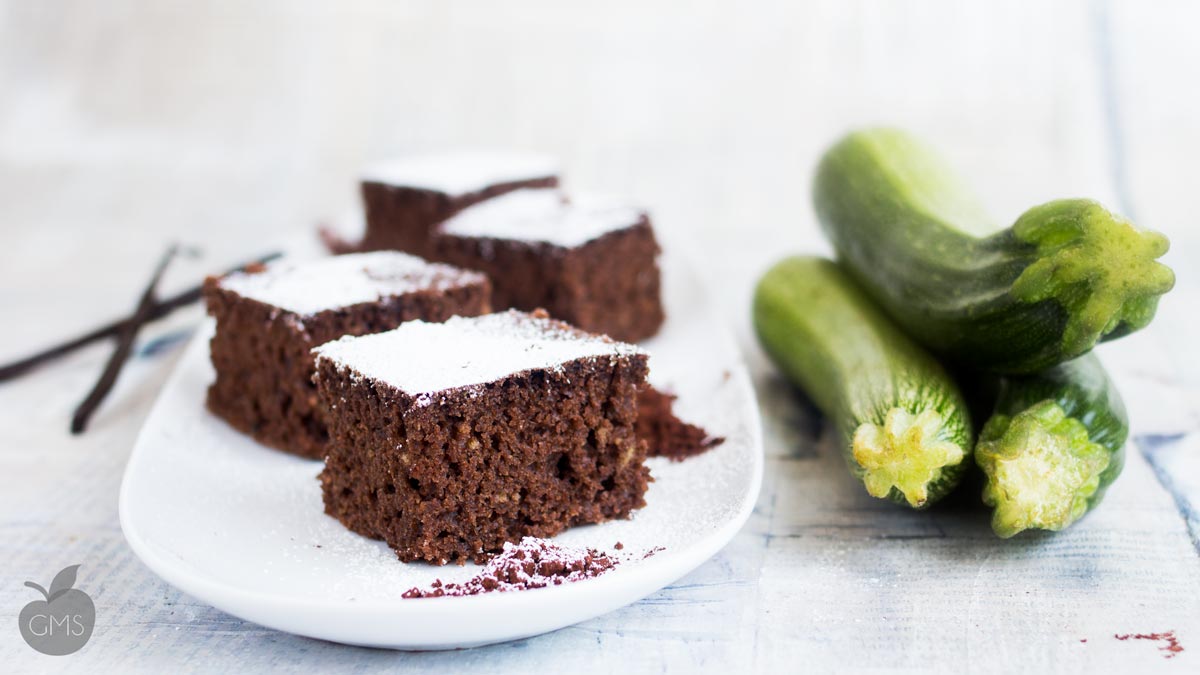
[313,309,651,565]
[359,151,559,257]
[204,251,490,459]
[431,189,665,342]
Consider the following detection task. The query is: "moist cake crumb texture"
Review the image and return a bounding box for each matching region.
[314,309,651,564]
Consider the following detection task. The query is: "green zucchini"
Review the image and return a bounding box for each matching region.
[753,256,973,508]
[975,353,1127,537]
[813,127,1175,373]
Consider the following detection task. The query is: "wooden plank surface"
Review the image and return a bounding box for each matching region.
[1,1,1197,671]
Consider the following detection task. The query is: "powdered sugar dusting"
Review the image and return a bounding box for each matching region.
[360,150,558,196]
[438,188,645,248]
[218,251,485,316]
[313,310,643,396]
[401,537,659,598]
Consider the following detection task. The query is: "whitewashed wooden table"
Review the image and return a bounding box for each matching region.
[2,1,1198,672]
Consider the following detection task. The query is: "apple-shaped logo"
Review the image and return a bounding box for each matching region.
[19,564,94,656]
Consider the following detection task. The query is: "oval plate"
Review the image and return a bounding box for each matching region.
[119,250,763,650]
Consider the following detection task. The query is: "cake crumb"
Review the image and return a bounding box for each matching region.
[403,537,629,598]
[637,385,724,461]
[614,541,624,551]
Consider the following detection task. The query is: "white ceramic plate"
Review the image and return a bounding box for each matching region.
[119,251,763,650]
